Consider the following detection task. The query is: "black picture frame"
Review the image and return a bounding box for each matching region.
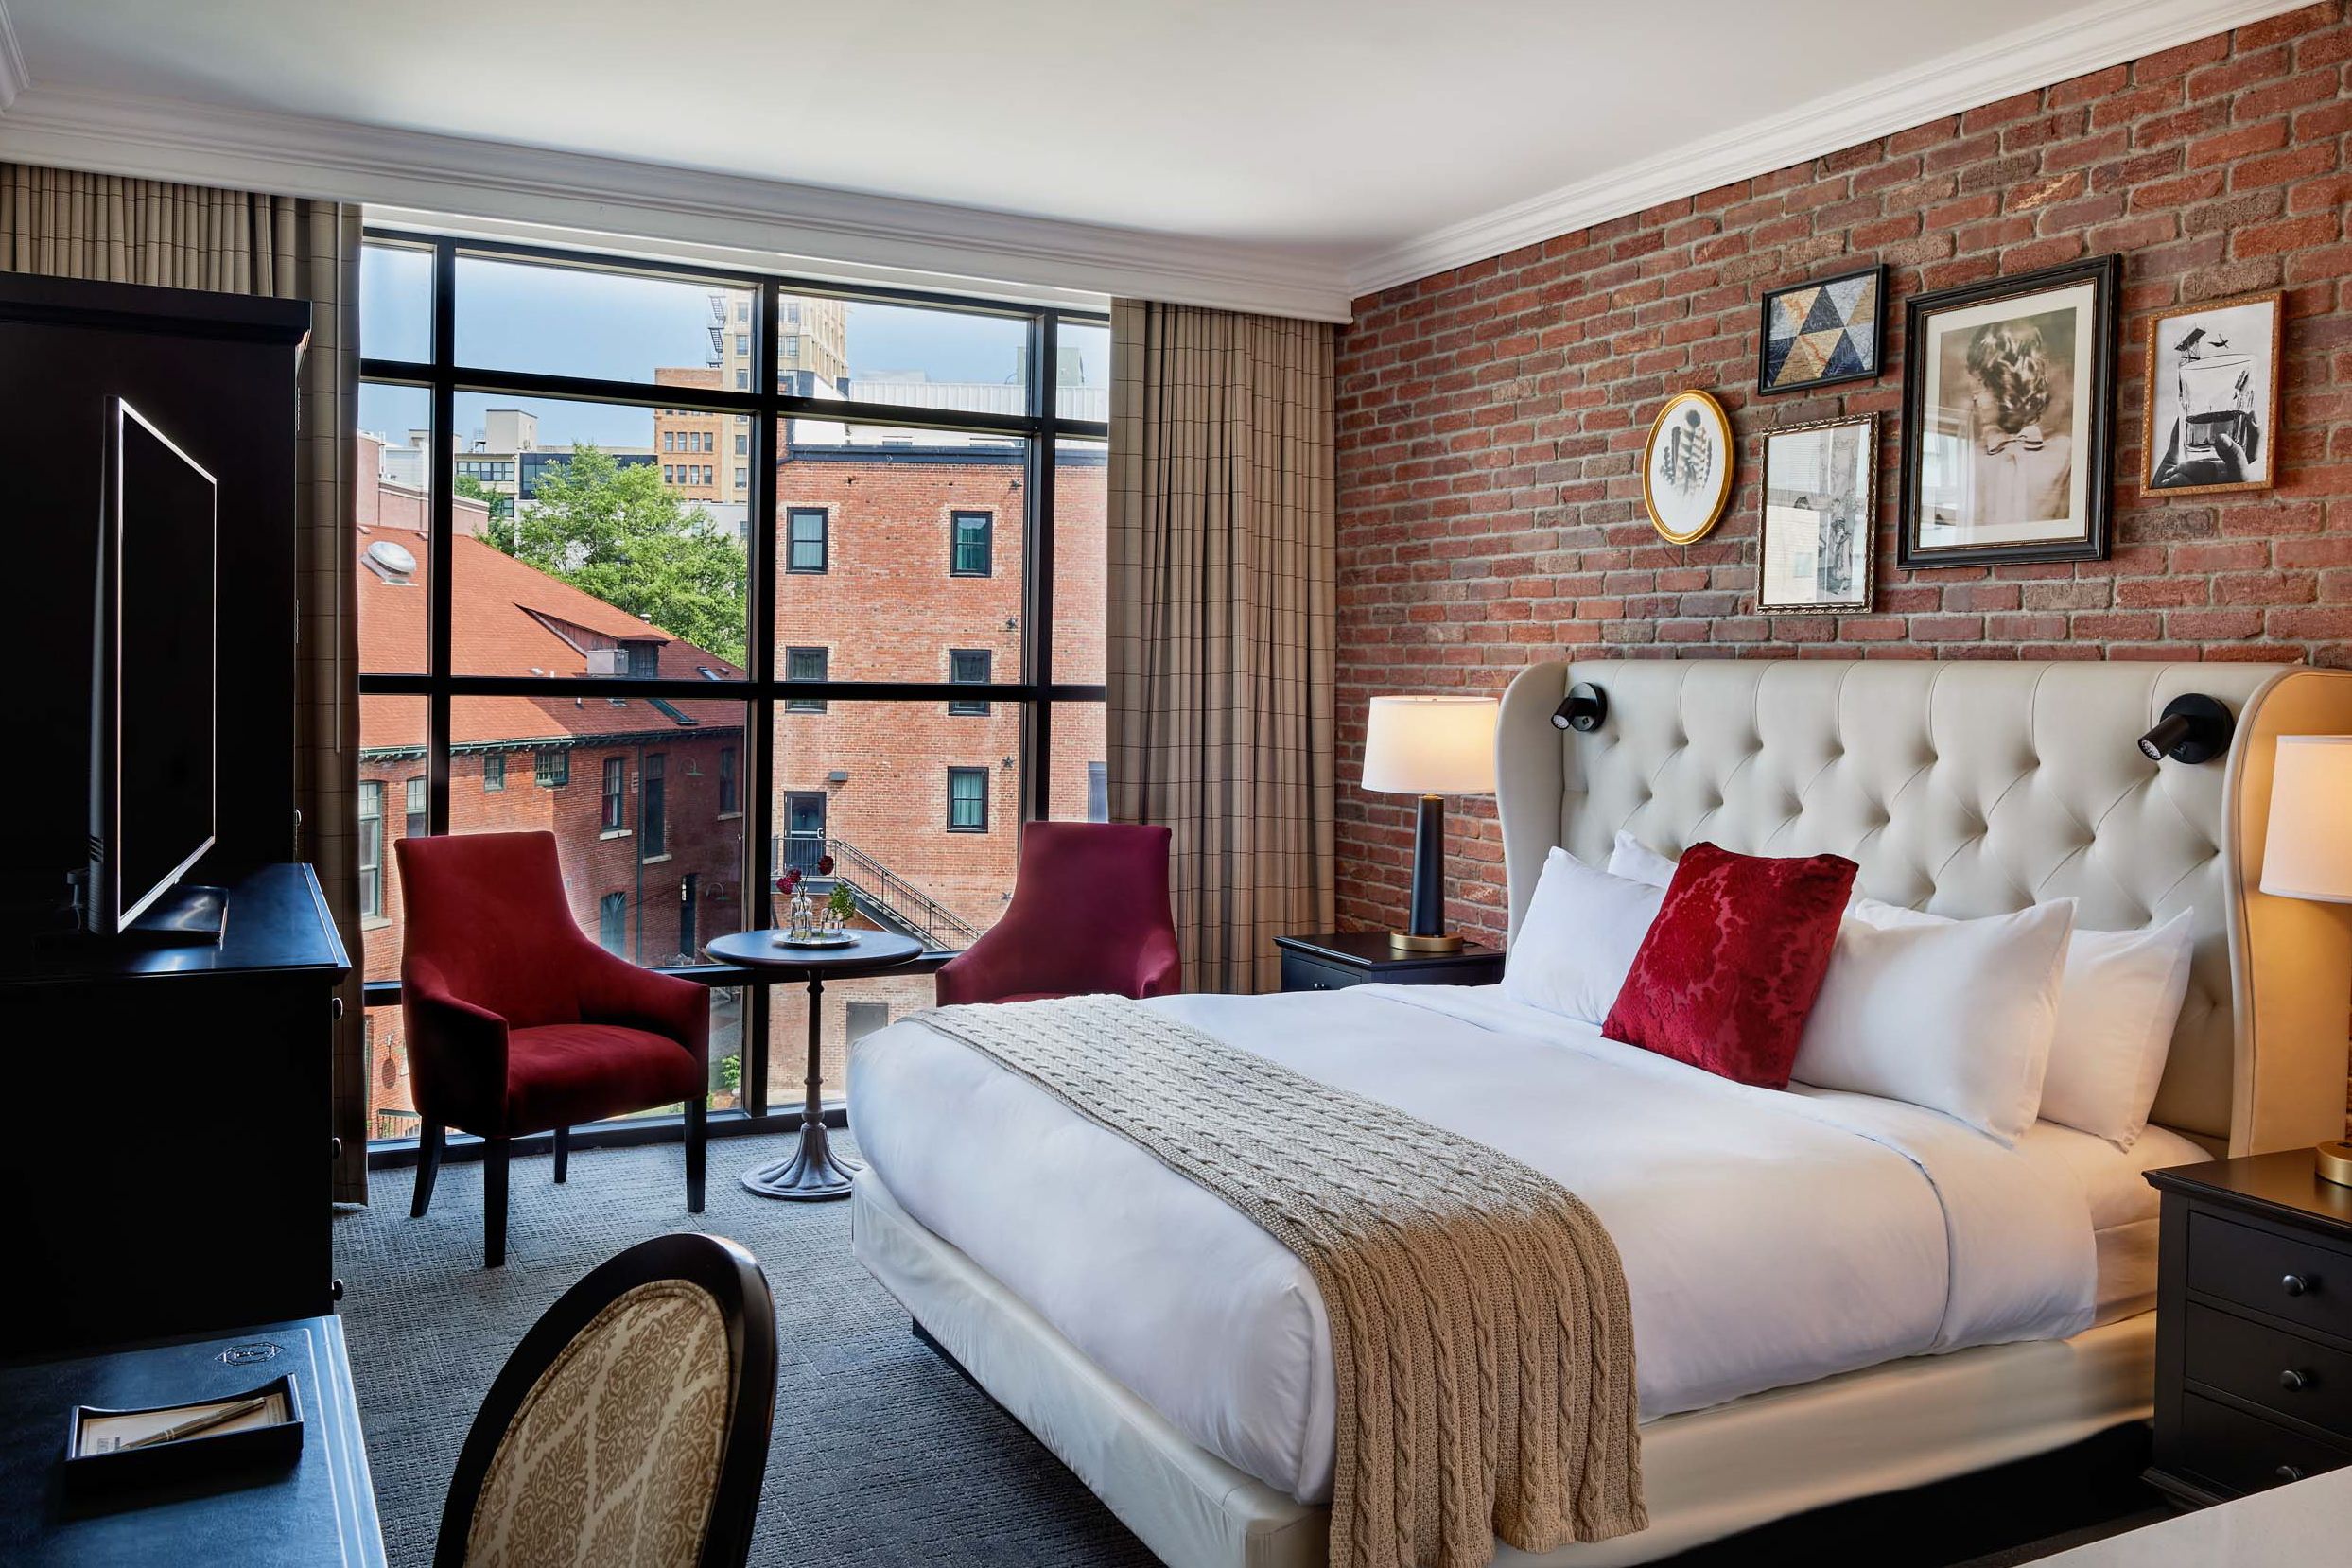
[1757,263,1885,394]
[1897,253,2120,570]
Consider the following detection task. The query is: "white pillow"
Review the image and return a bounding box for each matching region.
[1607,829,1680,889]
[1504,847,1667,1026]
[1791,900,2077,1144]
[1850,897,2193,1148]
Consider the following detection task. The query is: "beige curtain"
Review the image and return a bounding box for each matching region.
[1,165,369,1201]
[1108,300,1337,993]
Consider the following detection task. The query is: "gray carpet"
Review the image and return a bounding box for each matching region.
[333,1130,1156,1567]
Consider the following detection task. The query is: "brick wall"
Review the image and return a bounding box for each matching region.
[1335,3,2352,944]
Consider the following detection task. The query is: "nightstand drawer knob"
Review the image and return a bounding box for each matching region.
[2283,1273,2316,1298]
[2279,1368,2314,1392]
[2274,1463,2305,1484]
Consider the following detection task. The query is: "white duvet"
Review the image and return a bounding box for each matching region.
[848,984,2105,1507]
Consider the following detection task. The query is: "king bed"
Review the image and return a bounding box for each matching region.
[848,659,2352,1567]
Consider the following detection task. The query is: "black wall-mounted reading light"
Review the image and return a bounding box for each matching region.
[2137,693,2236,764]
[1551,681,1609,734]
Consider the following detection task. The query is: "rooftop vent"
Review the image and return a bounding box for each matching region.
[364,539,417,582]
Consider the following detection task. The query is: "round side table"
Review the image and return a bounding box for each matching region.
[706,928,924,1200]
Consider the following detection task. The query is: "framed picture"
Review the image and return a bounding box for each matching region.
[1898,253,2119,569]
[1758,413,1876,615]
[2141,289,2282,497]
[1643,389,1734,545]
[1758,264,1884,394]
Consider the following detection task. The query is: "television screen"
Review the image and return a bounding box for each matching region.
[107,401,218,930]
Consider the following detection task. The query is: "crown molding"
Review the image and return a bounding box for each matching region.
[0,82,1357,322]
[1347,0,2310,300]
[0,2,27,114]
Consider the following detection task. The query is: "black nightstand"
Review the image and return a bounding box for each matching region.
[2146,1147,2352,1507]
[1273,932,1504,993]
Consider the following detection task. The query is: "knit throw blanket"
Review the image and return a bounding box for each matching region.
[915,996,1646,1568]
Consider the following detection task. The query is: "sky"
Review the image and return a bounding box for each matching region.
[356,245,1108,450]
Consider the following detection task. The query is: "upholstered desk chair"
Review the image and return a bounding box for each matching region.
[933,821,1181,1003]
[435,1233,776,1568]
[395,830,709,1267]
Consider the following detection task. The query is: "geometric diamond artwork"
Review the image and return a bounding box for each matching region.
[1759,264,1885,393]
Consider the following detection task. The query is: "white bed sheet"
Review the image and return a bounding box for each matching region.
[849,983,2114,1507]
[2015,1117,2208,1323]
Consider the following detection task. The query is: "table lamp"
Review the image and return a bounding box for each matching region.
[1362,695,1498,953]
[2260,734,2352,1186]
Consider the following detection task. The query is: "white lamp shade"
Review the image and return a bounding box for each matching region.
[2261,735,2352,903]
[1362,695,1498,795]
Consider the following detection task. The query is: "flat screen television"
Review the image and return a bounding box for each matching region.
[89,398,218,936]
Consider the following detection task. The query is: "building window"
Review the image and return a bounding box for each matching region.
[948,649,991,714]
[404,775,427,841]
[358,781,384,918]
[948,767,989,832]
[537,749,568,788]
[626,642,659,679]
[735,466,748,490]
[782,792,827,876]
[735,368,749,390]
[951,510,993,577]
[785,646,828,712]
[718,747,738,814]
[483,753,505,792]
[643,754,667,858]
[601,757,625,830]
[599,892,626,954]
[787,508,828,573]
[735,432,748,455]
[663,431,676,452]
[846,1001,891,1047]
[1087,760,1107,823]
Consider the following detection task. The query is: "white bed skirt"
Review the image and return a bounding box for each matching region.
[852,1170,2158,1568]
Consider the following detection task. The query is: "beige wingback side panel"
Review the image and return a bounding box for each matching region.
[1495,660,2352,1155]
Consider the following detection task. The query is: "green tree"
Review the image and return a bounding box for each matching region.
[451,472,512,527]
[489,444,746,659]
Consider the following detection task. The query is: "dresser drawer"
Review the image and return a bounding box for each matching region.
[2172,1391,2352,1496]
[2188,1210,2352,1341]
[2185,1302,2352,1438]
[1280,953,1361,993]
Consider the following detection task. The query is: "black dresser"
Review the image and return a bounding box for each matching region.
[2146,1148,2352,1504]
[1274,931,1505,993]
[3,865,350,1355]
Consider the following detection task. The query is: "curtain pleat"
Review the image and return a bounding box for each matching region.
[1,164,369,1202]
[1108,300,1336,993]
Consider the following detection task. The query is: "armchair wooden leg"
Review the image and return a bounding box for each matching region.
[484,1134,511,1269]
[686,1096,707,1214]
[411,1123,444,1218]
[551,1125,569,1185]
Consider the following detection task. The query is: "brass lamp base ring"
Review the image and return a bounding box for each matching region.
[1389,931,1465,954]
[2317,1141,2352,1188]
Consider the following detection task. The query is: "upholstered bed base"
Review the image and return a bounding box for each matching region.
[853,1172,2158,1568]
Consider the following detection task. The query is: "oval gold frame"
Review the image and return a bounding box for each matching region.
[1643,389,1735,545]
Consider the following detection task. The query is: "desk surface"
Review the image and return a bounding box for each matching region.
[0,1315,385,1566]
[2038,1467,2352,1564]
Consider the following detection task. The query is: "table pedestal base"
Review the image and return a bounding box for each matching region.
[740,1118,862,1201]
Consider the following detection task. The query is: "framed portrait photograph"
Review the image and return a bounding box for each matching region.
[1898,253,2119,569]
[1758,413,1875,615]
[1758,264,1884,395]
[2141,289,2282,497]
[1643,389,1734,545]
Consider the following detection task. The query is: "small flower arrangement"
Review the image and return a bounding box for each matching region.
[825,881,855,932]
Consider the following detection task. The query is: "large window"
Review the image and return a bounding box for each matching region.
[358,229,1106,1141]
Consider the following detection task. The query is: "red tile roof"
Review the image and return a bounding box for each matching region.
[359,518,745,753]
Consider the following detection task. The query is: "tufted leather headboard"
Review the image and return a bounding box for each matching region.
[1496,660,2352,1156]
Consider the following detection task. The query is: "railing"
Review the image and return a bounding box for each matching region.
[776,834,984,950]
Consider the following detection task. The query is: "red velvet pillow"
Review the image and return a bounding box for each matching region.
[1601,841,1857,1089]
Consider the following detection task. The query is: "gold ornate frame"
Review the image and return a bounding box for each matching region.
[1643,389,1734,545]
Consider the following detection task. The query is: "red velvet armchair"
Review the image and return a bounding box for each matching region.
[395,831,709,1267]
[934,822,1181,1004]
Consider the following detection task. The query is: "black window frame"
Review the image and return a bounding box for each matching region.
[601,756,625,830]
[784,646,828,712]
[947,766,990,832]
[717,746,738,815]
[950,510,994,577]
[785,507,828,574]
[642,752,668,859]
[357,227,1106,1143]
[948,649,991,715]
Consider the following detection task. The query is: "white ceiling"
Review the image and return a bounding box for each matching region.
[0,0,2308,318]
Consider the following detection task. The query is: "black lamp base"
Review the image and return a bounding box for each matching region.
[1394,793,1458,952]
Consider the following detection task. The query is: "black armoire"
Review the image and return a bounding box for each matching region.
[0,271,349,1354]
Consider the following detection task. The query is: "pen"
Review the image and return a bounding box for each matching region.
[116,1395,271,1451]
